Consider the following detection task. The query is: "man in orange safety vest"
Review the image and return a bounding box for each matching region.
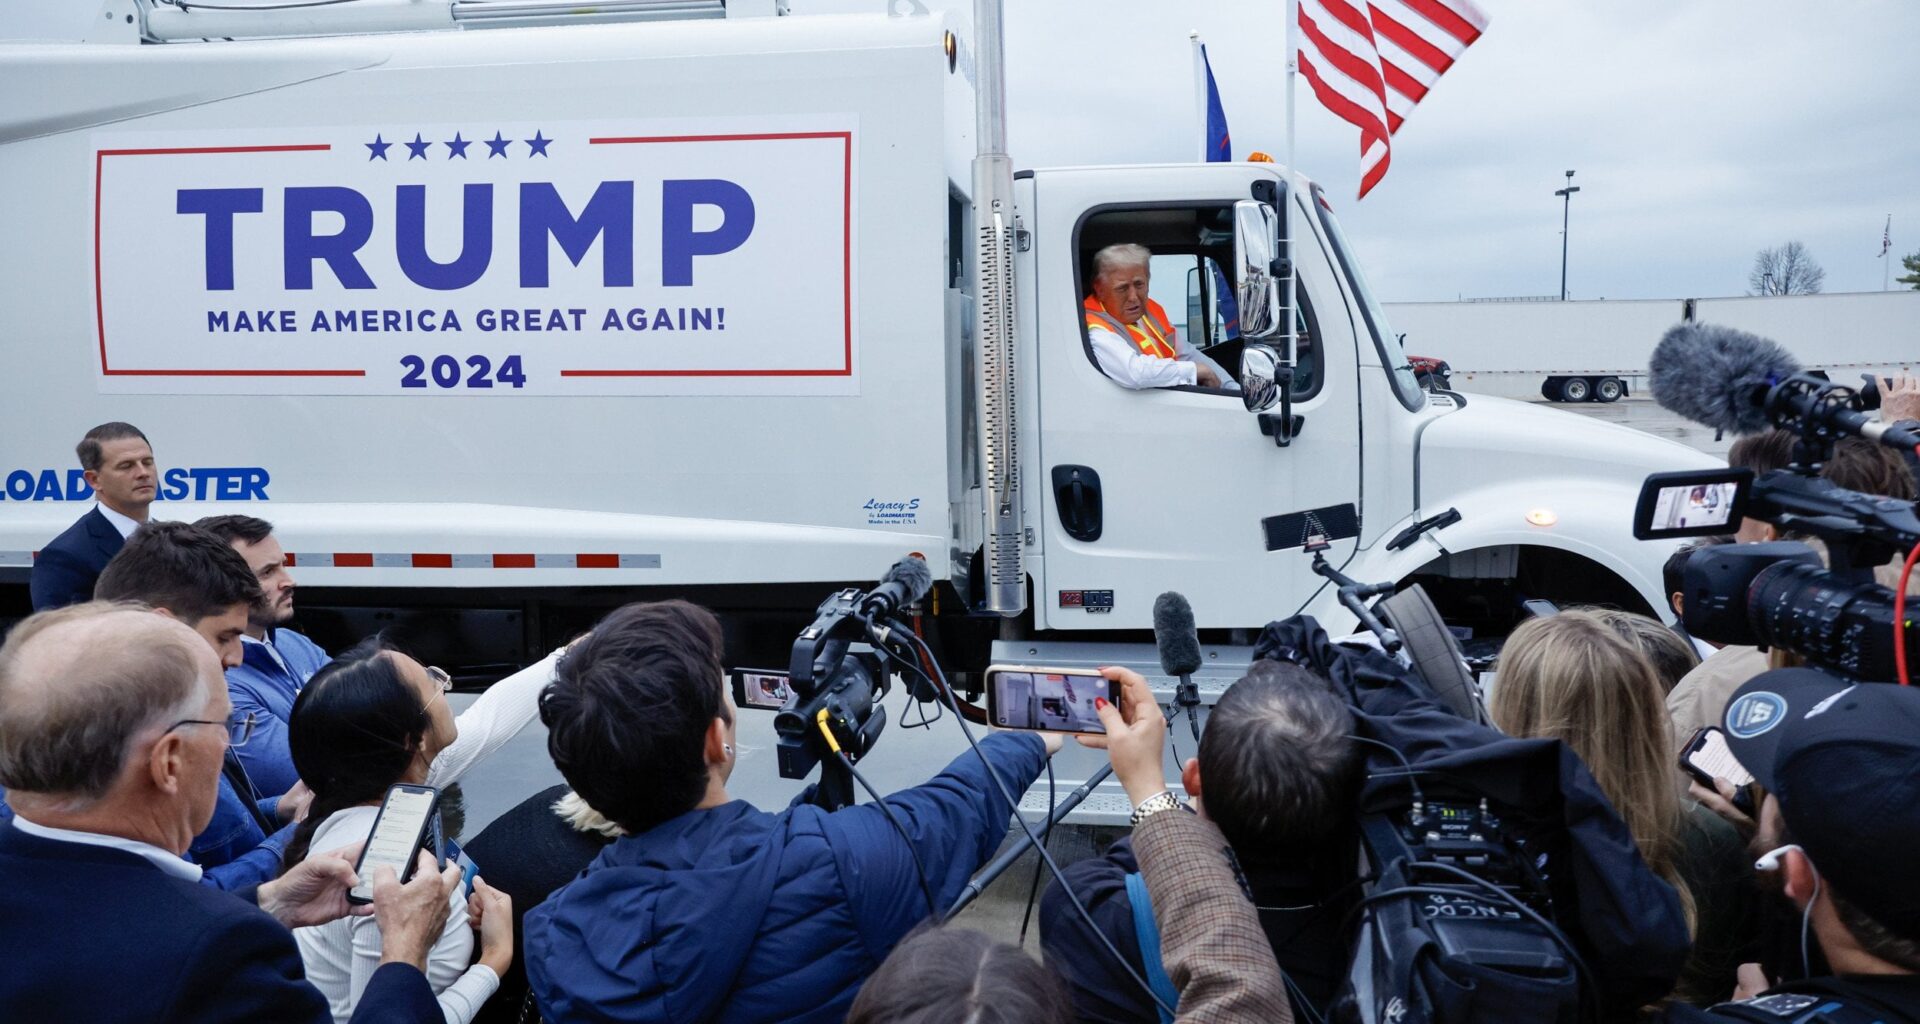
[1083,243,1236,391]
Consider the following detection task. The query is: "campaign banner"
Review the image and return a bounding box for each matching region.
[92,117,857,395]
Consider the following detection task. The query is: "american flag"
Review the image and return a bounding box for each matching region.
[1883,215,1893,258]
[1296,0,1490,198]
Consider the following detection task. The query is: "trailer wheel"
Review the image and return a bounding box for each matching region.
[1595,377,1624,403]
[1376,585,1486,723]
[1541,377,1563,401]
[1558,376,1591,402]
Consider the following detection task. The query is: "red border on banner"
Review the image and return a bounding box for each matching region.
[562,131,854,378]
[95,144,366,377]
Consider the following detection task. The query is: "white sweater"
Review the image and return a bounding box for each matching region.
[293,648,562,1024]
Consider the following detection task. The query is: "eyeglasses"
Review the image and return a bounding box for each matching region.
[426,666,453,693]
[168,711,256,748]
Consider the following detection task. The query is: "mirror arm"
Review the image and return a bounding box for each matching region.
[1256,367,1305,448]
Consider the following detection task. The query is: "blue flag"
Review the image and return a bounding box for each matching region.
[1203,45,1231,163]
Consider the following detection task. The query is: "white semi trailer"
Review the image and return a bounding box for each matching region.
[0,2,1715,809]
[1390,291,1920,403]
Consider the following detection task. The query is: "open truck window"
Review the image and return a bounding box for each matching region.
[1076,205,1318,398]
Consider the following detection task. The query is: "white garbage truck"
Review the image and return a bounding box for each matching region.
[1,2,1713,809]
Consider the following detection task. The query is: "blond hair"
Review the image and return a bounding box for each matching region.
[1491,610,1694,932]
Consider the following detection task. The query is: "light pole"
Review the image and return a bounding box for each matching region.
[1554,170,1580,301]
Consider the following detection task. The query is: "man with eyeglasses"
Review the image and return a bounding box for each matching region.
[94,521,310,891]
[0,603,456,1023]
[1667,670,1920,1022]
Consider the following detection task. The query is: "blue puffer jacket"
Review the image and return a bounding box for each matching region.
[524,732,1049,1024]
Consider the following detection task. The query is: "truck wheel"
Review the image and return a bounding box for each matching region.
[1541,377,1562,401]
[1375,585,1486,724]
[1595,377,1623,403]
[1559,377,1591,402]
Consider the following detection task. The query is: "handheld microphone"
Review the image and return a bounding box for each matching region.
[1649,323,1920,450]
[860,555,933,620]
[1152,592,1204,743]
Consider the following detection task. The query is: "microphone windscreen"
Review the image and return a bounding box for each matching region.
[880,555,934,604]
[1648,323,1800,435]
[1152,591,1203,677]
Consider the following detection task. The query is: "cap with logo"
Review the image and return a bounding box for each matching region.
[1722,668,1920,943]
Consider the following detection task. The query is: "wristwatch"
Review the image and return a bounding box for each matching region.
[1129,789,1185,827]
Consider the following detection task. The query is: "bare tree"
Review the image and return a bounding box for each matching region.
[1748,241,1826,295]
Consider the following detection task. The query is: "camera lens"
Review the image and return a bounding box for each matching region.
[1746,560,1908,680]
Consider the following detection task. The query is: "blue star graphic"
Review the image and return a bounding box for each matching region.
[525,131,552,158]
[365,134,391,161]
[404,133,431,160]
[485,131,511,158]
[444,132,470,159]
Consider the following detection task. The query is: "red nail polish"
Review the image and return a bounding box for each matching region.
[1095,697,1109,710]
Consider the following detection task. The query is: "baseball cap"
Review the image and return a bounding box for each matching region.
[1722,669,1920,942]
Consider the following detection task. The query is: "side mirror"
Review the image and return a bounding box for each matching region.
[1232,199,1283,339]
[1241,342,1281,413]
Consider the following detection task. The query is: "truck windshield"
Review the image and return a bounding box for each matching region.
[1311,184,1425,411]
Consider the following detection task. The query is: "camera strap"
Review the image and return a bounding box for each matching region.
[1122,871,1180,1024]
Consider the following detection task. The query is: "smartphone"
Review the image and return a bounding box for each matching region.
[732,668,794,711]
[349,783,441,905]
[1679,727,1755,789]
[984,665,1119,734]
[1521,599,1559,619]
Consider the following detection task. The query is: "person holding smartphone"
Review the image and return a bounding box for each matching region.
[283,636,567,1024]
[1039,658,1362,1024]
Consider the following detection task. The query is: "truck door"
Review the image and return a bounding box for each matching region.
[1029,170,1363,631]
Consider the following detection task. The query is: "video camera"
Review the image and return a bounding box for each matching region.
[730,556,937,809]
[1637,325,1920,682]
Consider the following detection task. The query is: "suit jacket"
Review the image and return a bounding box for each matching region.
[0,821,440,1024]
[29,506,125,610]
[1131,811,1295,1024]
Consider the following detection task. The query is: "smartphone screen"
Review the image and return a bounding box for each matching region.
[350,785,439,904]
[986,666,1118,734]
[1681,727,1755,788]
[732,669,794,711]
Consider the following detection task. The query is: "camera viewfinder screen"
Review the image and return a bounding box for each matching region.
[738,671,792,710]
[990,670,1110,734]
[1652,482,1738,532]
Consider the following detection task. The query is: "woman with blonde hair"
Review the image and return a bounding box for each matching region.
[1491,609,1753,1006]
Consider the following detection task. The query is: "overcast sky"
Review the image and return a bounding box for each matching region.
[12,1,1917,302]
[804,0,1920,303]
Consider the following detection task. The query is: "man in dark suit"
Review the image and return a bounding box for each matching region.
[0,602,456,1023]
[29,421,158,610]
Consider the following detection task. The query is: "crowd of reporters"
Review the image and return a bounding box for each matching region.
[5,415,1920,1023]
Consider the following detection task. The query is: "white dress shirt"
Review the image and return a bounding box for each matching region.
[292,647,561,1024]
[94,502,145,540]
[1086,322,1238,392]
[9,814,204,883]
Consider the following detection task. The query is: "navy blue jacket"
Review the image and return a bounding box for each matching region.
[29,506,124,610]
[524,732,1050,1024]
[192,750,297,891]
[0,820,440,1023]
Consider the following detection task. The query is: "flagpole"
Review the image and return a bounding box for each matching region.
[1191,31,1206,161]
[1283,0,1299,368]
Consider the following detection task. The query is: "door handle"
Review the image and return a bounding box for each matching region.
[1051,465,1103,542]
